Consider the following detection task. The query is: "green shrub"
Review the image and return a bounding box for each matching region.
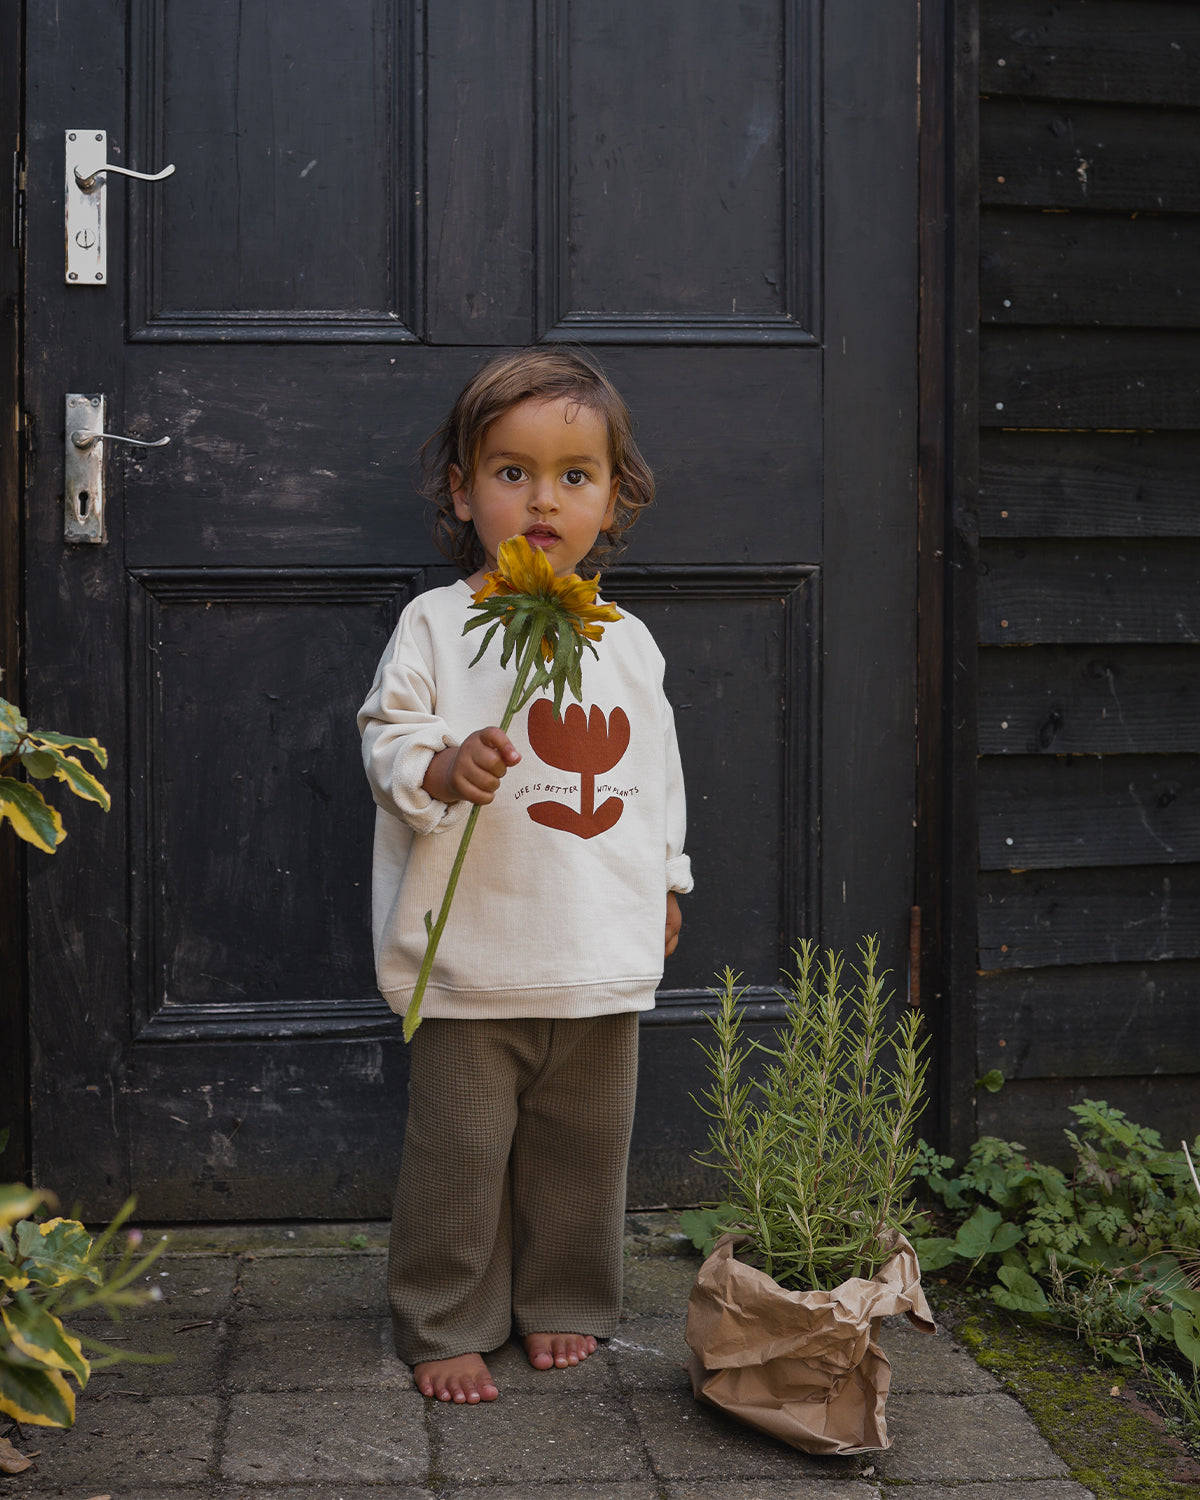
[0,697,108,853]
[685,938,928,1290]
[913,1101,1200,1371]
[0,1183,167,1428]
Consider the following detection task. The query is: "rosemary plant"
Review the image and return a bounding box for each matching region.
[693,938,929,1290]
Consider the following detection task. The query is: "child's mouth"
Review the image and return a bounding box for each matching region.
[524,528,559,548]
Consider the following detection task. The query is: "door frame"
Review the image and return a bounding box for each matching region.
[2,0,981,1184]
[1,0,27,1185]
[915,0,981,1161]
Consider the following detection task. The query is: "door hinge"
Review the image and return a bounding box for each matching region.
[907,904,922,1010]
[12,150,24,252]
[20,407,36,487]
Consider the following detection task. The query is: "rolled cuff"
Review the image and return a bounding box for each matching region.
[666,854,694,895]
[381,735,472,837]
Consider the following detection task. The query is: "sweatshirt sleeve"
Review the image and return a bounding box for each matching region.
[357,608,472,837]
[662,686,694,896]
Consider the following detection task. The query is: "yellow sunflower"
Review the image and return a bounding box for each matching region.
[473,535,622,643]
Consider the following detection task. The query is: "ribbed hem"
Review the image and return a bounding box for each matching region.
[381,976,659,1019]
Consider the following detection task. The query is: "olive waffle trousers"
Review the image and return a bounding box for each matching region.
[387,1011,640,1364]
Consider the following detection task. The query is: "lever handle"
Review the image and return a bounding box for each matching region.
[70,428,171,450]
[73,161,176,191]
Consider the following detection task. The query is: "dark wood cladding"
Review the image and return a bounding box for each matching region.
[981,209,1200,329]
[970,0,1200,1155]
[981,100,1200,213]
[979,754,1200,871]
[979,867,1200,969]
[980,431,1200,538]
[978,963,1200,1079]
[981,1,1200,107]
[979,644,1200,755]
[981,330,1200,429]
[978,539,1200,645]
[978,1076,1200,1166]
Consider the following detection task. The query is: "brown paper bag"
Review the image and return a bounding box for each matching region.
[685,1230,935,1455]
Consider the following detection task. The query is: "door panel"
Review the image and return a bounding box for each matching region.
[130,0,420,339]
[24,0,917,1216]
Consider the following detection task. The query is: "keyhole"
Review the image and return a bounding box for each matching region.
[77,490,90,518]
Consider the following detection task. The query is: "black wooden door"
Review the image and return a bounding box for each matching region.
[24,2,918,1217]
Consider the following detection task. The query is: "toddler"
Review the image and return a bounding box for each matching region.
[358,348,692,1403]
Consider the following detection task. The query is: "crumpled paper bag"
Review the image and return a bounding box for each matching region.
[685,1230,935,1455]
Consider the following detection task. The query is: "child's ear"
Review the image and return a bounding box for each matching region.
[450,464,472,522]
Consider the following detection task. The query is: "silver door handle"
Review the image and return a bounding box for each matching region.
[64,395,171,546]
[73,160,176,192]
[65,131,176,285]
[70,428,171,450]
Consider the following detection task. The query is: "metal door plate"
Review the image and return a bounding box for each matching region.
[65,131,108,285]
[65,394,105,543]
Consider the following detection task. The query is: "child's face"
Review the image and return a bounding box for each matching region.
[451,396,619,580]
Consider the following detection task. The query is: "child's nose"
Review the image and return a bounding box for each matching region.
[529,478,558,512]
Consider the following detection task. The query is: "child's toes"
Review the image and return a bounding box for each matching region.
[414,1354,498,1403]
[524,1332,596,1370]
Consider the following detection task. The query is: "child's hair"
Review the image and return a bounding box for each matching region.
[421,347,655,575]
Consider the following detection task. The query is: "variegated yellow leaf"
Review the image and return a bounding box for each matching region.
[3,1301,89,1384]
[0,1357,76,1427]
[0,1185,53,1231]
[0,779,65,853]
[15,1217,98,1288]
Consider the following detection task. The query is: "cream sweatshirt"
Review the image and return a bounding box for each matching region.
[358,580,693,1019]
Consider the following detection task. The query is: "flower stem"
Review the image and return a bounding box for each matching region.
[402,618,548,1042]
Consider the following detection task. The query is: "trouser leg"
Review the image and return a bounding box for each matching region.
[387,1018,520,1364]
[510,1012,639,1339]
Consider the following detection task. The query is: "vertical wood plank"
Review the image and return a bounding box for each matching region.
[821,0,919,971]
[917,0,950,1144]
[24,0,131,1212]
[947,0,982,1162]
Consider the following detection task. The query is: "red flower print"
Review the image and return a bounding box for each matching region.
[526,699,630,840]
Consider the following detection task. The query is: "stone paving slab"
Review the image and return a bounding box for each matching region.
[1,1393,218,1486]
[244,1491,437,1500]
[663,1484,881,1500]
[876,1392,1072,1483]
[444,1486,661,1500]
[70,1250,239,1321]
[431,1390,648,1486]
[27,1493,436,1500]
[222,1388,428,1483]
[82,1316,226,1396]
[628,1390,859,1482]
[607,1315,694,1392]
[878,1316,1001,1394]
[225,1315,408,1390]
[895,1485,1096,1500]
[232,1250,387,1319]
[620,1252,699,1317]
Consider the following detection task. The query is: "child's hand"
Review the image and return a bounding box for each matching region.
[423,728,521,806]
[665,892,682,957]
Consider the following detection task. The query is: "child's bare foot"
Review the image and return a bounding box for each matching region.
[523,1332,598,1370]
[413,1353,499,1403]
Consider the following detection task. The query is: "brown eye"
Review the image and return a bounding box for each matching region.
[502,466,524,482]
[564,469,587,486]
